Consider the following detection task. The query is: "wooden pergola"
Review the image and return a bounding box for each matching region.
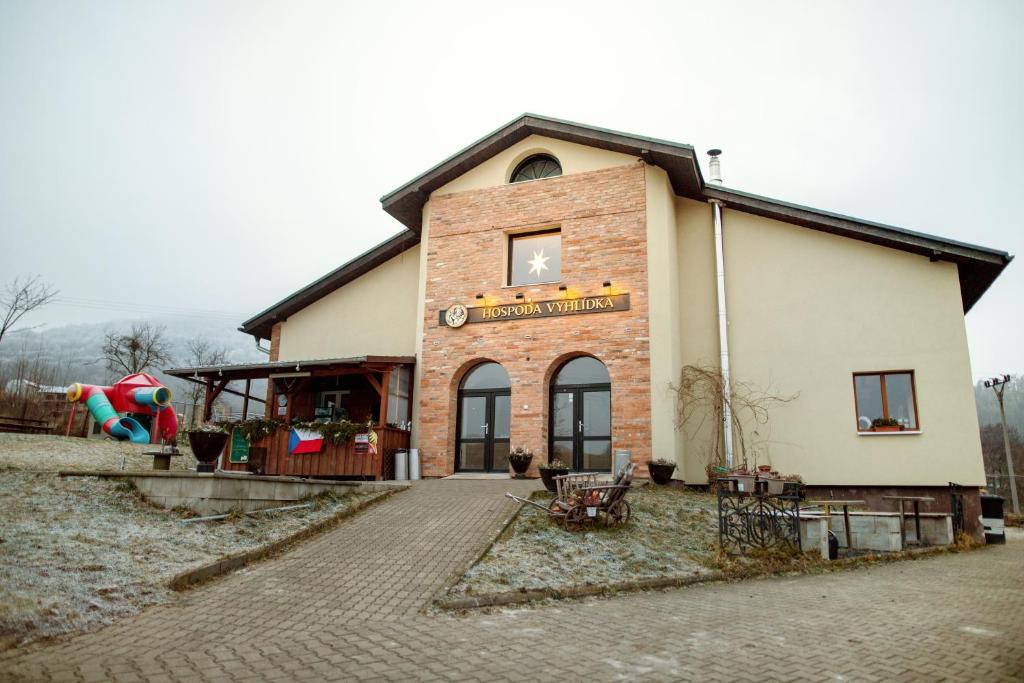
[165,355,415,424]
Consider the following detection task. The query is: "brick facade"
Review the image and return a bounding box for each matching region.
[417,162,652,477]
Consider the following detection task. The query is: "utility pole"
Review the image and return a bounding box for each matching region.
[985,374,1019,514]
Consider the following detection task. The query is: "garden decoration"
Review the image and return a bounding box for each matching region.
[538,458,570,492]
[66,373,177,444]
[508,446,534,479]
[505,463,636,531]
[188,423,229,472]
[647,458,676,485]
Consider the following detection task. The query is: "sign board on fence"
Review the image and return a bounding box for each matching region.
[229,429,249,464]
[354,431,378,456]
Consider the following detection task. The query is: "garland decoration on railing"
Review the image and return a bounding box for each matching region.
[220,417,376,446]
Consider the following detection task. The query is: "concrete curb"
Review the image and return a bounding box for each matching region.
[425,493,532,611]
[435,536,973,611]
[166,488,401,591]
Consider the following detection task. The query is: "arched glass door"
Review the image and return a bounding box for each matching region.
[456,362,511,472]
[549,357,611,472]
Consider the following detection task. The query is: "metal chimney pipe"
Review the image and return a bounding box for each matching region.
[707,148,723,185]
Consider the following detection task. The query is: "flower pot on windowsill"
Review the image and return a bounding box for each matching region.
[870,426,902,433]
[648,461,676,485]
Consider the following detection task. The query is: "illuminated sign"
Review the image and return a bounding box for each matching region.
[439,293,629,326]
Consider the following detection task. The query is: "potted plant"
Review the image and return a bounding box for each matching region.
[781,473,805,499]
[731,466,757,494]
[508,446,534,479]
[647,458,677,485]
[870,417,902,432]
[538,458,569,492]
[187,423,229,473]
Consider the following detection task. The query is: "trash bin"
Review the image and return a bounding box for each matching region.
[408,448,421,480]
[613,449,631,475]
[980,493,1006,544]
[394,449,409,481]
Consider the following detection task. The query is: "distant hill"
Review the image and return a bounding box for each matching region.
[0,317,268,420]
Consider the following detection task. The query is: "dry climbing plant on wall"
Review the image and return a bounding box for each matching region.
[671,364,798,478]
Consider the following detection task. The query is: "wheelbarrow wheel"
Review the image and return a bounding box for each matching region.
[605,499,631,526]
[564,505,586,532]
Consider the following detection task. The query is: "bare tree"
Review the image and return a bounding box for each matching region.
[180,336,229,427]
[0,275,59,344]
[672,364,798,476]
[101,322,174,376]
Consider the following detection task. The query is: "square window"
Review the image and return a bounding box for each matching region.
[853,371,918,431]
[508,230,561,286]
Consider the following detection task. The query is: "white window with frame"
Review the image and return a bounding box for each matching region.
[507,229,561,286]
[387,367,411,429]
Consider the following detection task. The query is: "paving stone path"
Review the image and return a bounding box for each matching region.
[2,481,1022,682]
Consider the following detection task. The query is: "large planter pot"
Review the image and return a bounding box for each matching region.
[188,431,228,473]
[648,462,676,485]
[539,467,569,492]
[509,455,533,479]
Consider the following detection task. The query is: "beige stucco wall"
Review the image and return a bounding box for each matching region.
[433,134,639,196]
[276,244,421,361]
[645,166,684,467]
[717,208,984,486]
[674,197,722,483]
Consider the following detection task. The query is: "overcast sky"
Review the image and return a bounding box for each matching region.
[1,1,1021,379]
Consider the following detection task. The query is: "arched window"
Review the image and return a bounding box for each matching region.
[510,154,562,183]
[460,362,511,390]
[457,363,511,472]
[550,357,612,472]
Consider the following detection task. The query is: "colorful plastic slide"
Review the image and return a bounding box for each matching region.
[66,373,178,444]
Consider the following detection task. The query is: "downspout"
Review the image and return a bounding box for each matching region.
[708,149,734,468]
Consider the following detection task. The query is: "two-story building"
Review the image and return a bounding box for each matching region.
[173,114,1011,525]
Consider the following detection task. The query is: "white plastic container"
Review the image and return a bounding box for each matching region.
[394,449,408,481]
[408,448,421,480]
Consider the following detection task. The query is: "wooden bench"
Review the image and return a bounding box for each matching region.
[0,416,51,434]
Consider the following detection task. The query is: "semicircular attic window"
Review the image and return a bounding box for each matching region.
[510,154,562,183]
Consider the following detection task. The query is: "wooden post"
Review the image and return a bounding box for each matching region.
[242,378,251,420]
[378,368,391,428]
[65,403,77,437]
[202,378,214,422]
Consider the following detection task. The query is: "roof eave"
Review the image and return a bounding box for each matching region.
[238,230,420,341]
[380,113,705,232]
[702,185,1012,312]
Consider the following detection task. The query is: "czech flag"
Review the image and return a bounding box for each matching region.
[288,427,323,455]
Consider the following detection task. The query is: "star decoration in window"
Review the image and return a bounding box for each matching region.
[528,249,550,277]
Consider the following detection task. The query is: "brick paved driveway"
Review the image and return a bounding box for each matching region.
[2,481,1022,682]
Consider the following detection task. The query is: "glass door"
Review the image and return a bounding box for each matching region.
[456,391,511,472]
[550,388,612,471]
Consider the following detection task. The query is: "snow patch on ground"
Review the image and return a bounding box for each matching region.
[450,486,720,598]
[0,435,379,648]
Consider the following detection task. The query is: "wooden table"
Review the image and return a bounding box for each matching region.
[883,495,935,548]
[144,450,182,471]
[806,500,864,550]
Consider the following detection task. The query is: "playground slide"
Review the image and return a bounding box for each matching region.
[66,373,178,444]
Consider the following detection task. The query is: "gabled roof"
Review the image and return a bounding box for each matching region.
[704,185,1012,312]
[239,115,1011,339]
[380,113,705,232]
[239,230,419,340]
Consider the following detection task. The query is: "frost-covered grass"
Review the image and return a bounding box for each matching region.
[0,433,193,472]
[0,453,381,649]
[450,486,720,598]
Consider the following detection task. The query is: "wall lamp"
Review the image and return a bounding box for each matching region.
[558,285,567,291]
[602,280,612,288]
[515,293,525,300]
[475,293,484,300]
